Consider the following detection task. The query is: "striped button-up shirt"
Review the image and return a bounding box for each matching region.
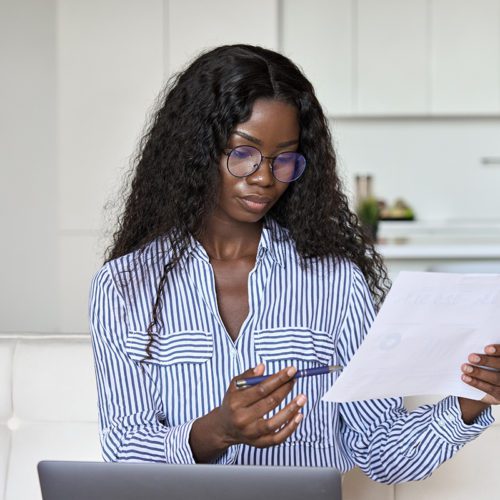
[89,218,493,483]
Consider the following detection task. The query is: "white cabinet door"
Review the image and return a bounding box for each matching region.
[282,0,353,116]
[430,0,500,114]
[356,0,428,115]
[166,0,279,76]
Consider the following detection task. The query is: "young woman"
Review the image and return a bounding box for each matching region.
[89,44,498,482]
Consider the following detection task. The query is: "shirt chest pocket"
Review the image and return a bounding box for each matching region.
[253,327,336,365]
[126,329,213,365]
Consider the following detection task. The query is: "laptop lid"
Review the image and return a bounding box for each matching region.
[38,460,341,500]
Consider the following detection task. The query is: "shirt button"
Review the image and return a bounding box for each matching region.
[231,350,238,358]
[438,419,446,428]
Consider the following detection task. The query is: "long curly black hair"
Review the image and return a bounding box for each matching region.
[107,44,390,336]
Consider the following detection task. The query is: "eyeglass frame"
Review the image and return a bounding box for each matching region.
[222,145,307,183]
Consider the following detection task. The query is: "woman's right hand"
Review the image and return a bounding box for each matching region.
[189,364,307,462]
[217,364,307,447]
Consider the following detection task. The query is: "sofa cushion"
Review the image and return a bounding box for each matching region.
[5,422,101,500]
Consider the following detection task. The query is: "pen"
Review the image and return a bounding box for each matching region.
[235,364,343,388]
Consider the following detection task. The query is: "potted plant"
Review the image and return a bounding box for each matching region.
[357,196,379,243]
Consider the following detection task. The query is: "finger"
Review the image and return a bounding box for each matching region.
[250,384,302,419]
[484,344,500,357]
[239,366,298,406]
[467,351,500,370]
[462,364,500,386]
[462,373,500,401]
[252,380,296,416]
[229,380,296,431]
[251,412,304,448]
[254,394,307,435]
[485,345,500,356]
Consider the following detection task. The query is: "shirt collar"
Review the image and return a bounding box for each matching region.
[182,233,210,265]
[258,217,287,268]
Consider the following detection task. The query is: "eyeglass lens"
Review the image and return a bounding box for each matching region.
[227,145,306,183]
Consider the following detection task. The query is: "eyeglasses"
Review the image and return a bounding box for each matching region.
[223,145,307,183]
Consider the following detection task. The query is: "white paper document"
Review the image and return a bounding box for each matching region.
[323,271,500,403]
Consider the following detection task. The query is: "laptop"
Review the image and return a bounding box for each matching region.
[38,461,341,500]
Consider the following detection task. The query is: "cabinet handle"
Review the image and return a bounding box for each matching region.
[480,157,500,166]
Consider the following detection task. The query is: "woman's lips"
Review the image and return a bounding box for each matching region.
[238,195,273,213]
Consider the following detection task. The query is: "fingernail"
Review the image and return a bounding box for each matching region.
[469,354,480,363]
[462,375,472,383]
[463,365,473,373]
[486,346,496,354]
[296,395,307,406]
[253,363,263,374]
[294,414,303,424]
[287,366,297,377]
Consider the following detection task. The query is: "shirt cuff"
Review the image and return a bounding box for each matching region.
[212,444,241,465]
[165,419,241,465]
[431,396,494,446]
[164,419,197,464]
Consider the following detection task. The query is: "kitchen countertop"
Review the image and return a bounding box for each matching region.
[376,220,500,259]
[377,243,500,259]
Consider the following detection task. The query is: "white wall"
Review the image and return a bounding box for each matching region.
[1,0,165,334]
[0,0,58,333]
[57,0,164,332]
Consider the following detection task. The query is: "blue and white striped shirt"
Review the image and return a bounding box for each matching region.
[89,218,493,483]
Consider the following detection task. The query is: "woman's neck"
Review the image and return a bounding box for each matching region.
[199,215,263,261]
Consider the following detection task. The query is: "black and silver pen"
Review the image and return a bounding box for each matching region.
[235,364,343,389]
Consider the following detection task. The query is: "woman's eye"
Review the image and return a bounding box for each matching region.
[233,149,248,158]
[275,153,295,164]
[232,147,255,159]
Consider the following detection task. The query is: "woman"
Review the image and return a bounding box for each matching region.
[89,44,498,482]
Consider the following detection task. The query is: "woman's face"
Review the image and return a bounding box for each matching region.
[214,98,300,225]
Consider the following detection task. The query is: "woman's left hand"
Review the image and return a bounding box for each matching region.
[461,344,500,405]
[459,344,500,423]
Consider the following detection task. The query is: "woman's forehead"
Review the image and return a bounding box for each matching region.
[230,99,300,145]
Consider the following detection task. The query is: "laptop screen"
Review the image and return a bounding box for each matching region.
[38,461,342,500]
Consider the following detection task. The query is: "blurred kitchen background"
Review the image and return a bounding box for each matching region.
[1,0,500,335]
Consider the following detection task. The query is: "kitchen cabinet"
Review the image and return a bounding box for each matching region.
[281,0,500,117]
[165,0,279,75]
[282,0,353,115]
[356,0,428,115]
[430,0,500,114]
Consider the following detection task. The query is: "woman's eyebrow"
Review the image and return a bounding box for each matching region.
[233,130,299,148]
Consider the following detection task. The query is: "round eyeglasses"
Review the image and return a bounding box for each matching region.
[223,145,307,183]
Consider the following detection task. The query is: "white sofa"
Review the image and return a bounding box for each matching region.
[0,334,101,500]
[1,333,498,500]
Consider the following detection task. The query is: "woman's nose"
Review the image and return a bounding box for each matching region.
[246,157,274,186]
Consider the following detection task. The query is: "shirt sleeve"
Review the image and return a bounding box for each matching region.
[89,264,236,464]
[336,265,494,484]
